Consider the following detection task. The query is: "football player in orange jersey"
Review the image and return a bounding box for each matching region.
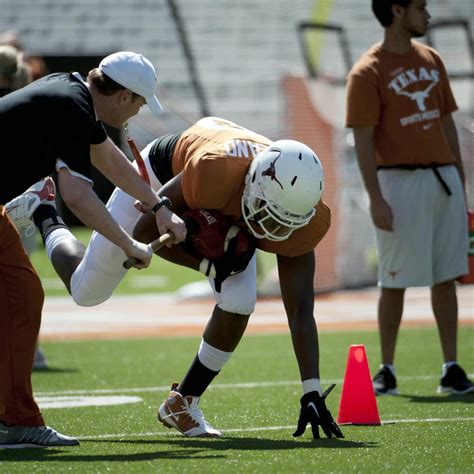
[5,114,342,440]
[132,117,343,439]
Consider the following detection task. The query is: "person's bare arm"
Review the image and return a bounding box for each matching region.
[133,210,201,270]
[353,126,393,231]
[133,171,200,267]
[277,251,319,380]
[90,138,186,243]
[442,114,466,190]
[57,169,151,267]
[278,251,343,439]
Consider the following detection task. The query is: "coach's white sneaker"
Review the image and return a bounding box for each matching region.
[158,384,222,438]
[0,422,79,448]
[5,177,56,237]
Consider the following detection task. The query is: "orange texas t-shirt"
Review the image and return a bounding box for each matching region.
[172,116,331,257]
[345,41,457,167]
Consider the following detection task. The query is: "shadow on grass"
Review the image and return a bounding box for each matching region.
[103,436,377,450]
[0,437,377,462]
[399,394,474,404]
[32,367,80,374]
[0,447,220,462]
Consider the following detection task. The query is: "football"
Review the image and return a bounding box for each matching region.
[181,209,254,260]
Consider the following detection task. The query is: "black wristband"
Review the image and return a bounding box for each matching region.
[151,197,172,214]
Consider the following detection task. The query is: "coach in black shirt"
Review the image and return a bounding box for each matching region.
[0,51,186,448]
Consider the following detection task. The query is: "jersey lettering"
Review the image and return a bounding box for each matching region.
[225,139,264,159]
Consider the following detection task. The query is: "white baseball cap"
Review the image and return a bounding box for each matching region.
[99,51,163,116]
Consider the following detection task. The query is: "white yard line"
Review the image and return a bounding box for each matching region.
[35,373,474,397]
[36,395,143,409]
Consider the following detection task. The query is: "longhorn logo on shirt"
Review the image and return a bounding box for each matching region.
[395,80,438,112]
[388,67,440,112]
[387,269,400,279]
[262,153,284,189]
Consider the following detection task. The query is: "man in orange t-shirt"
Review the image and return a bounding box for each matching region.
[346,0,471,395]
[130,116,342,439]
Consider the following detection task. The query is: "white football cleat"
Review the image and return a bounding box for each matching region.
[0,422,79,449]
[158,384,222,438]
[5,177,56,237]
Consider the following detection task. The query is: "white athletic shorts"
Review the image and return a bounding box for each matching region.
[70,141,258,314]
[376,165,468,288]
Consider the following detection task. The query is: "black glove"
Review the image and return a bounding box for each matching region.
[205,234,255,292]
[293,384,344,439]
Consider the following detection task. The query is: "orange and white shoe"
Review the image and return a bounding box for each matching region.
[157,384,222,438]
[5,177,56,237]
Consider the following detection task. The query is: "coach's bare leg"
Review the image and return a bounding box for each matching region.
[203,305,250,351]
[378,287,405,365]
[50,240,86,293]
[431,279,458,362]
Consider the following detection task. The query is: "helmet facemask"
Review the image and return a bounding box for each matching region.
[242,196,314,242]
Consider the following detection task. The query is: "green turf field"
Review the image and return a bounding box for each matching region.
[1,327,473,472]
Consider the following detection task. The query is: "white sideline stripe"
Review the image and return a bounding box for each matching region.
[36,395,143,409]
[35,373,474,397]
[35,380,300,396]
[79,417,474,440]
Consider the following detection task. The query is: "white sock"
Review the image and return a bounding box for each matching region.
[44,228,76,260]
[442,361,457,377]
[197,339,232,372]
[302,378,322,396]
[381,364,396,377]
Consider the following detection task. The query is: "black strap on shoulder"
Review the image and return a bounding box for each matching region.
[148,132,182,184]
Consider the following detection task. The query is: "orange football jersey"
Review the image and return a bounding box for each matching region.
[172,117,331,257]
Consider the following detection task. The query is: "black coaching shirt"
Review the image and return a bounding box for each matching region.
[0,72,107,203]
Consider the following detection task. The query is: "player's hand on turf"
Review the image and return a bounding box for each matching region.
[293,384,344,439]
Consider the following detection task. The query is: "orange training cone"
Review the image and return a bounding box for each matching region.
[337,344,381,425]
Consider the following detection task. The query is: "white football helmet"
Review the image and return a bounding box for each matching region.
[241,140,324,241]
